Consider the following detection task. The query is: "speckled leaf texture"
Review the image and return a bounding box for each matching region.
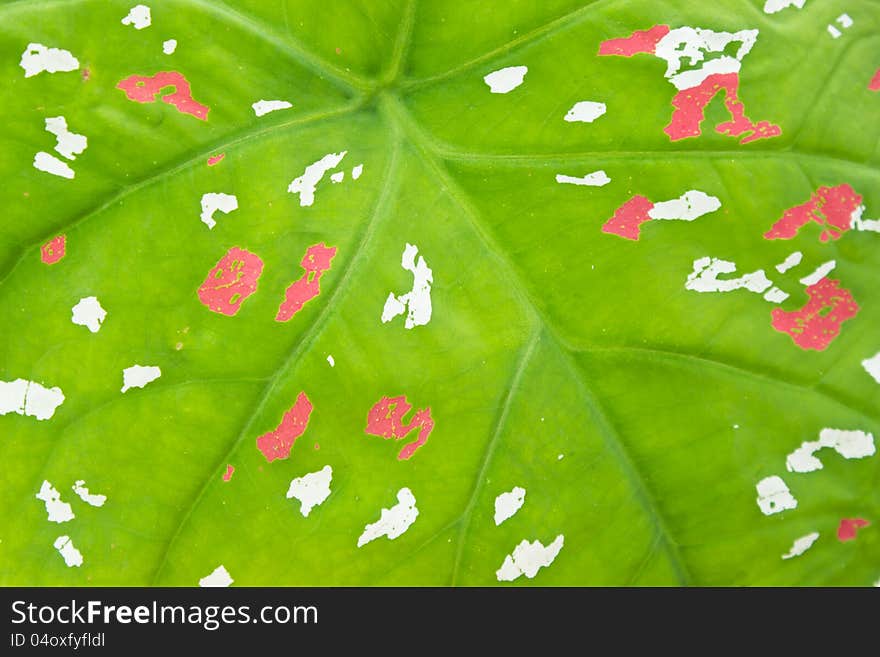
[1,0,878,586]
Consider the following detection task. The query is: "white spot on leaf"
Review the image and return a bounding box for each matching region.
[494,487,526,526]
[648,190,721,221]
[286,465,332,517]
[496,535,564,582]
[121,365,161,393]
[20,43,79,78]
[763,0,806,14]
[357,488,418,547]
[252,99,293,117]
[71,296,107,333]
[326,355,335,367]
[775,251,803,273]
[45,117,87,160]
[781,532,819,560]
[686,257,773,295]
[484,66,527,93]
[763,287,789,304]
[72,480,106,507]
[351,164,363,180]
[799,260,836,286]
[163,39,177,55]
[199,564,233,587]
[1,379,64,420]
[755,475,797,515]
[34,152,75,179]
[121,5,151,29]
[555,171,611,187]
[53,535,83,567]
[36,481,74,523]
[564,101,606,123]
[786,429,875,473]
[656,28,757,90]
[863,352,880,384]
[381,243,433,329]
[199,193,238,230]
[287,151,347,207]
[330,171,344,183]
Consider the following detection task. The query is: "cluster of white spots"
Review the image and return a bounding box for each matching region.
[786,429,875,473]
[286,465,332,518]
[36,481,74,523]
[162,39,177,55]
[19,43,79,78]
[252,100,293,117]
[72,480,107,507]
[564,101,606,123]
[828,14,853,39]
[763,0,806,14]
[34,116,88,180]
[121,365,161,393]
[351,164,363,180]
[53,536,83,567]
[755,475,797,515]
[121,4,151,29]
[655,28,757,90]
[71,296,107,333]
[649,190,721,222]
[555,171,610,187]
[483,66,527,93]
[326,354,335,367]
[496,535,564,582]
[850,205,880,233]
[798,260,836,286]
[781,532,819,560]
[357,488,419,547]
[287,151,348,207]
[686,257,773,295]
[381,243,433,330]
[862,351,880,384]
[199,564,233,587]
[45,117,87,160]
[0,378,65,421]
[199,192,238,230]
[775,251,803,273]
[494,486,526,526]
[33,152,75,179]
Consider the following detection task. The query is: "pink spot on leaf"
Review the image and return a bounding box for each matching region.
[207,153,225,166]
[598,25,671,56]
[365,396,434,461]
[666,73,781,143]
[41,235,66,264]
[116,71,210,120]
[256,392,313,462]
[837,518,870,542]
[602,195,654,241]
[222,465,234,482]
[771,278,859,351]
[869,69,880,92]
[275,243,337,322]
[197,247,264,316]
[764,184,862,241]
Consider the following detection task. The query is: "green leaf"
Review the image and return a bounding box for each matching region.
[1,0,878,586]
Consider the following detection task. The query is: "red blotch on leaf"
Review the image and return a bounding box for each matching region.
[207,153,225,166]
[598,25,671,56]
[365,396,434,461]
[116,71,210,120]
[275,243,337,322]
[40,235,66,264]
[197,247,264,316]
[764,184,862,241]
[222,465,234,482]
[602,195,654,241]
[256,392,313,462]
[771,278,859,351]
[837,518,870,542]
[666,73,781,143]
[869,69,880,92]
